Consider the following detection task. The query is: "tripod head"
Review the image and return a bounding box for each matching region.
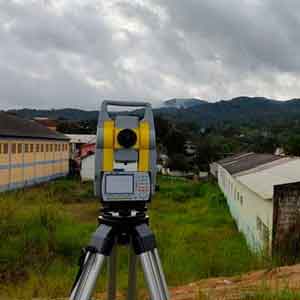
[94,100,157,213]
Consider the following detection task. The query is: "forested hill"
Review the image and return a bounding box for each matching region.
[7,96,300,126]
[155,97,300,126]
[7,108,99,121]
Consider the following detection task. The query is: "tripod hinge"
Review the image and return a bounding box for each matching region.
[133,224,157,255]
[89,224,114,256]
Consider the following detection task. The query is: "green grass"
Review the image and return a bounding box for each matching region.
[0,176,267,298]
[243,288,300,300]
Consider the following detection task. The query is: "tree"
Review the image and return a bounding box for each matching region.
[249,135,278,154]
[167,153,190,172]
[285,135,300,156]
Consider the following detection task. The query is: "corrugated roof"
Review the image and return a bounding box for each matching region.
[0,112,69,140]
[219,152,282,175]
[237,158,300,199]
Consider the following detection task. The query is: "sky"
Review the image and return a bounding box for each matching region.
[1,0,300,110]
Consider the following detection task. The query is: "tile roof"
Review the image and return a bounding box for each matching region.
[0,112,69,140]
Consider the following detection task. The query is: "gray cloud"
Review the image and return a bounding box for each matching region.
[1,0,300,110]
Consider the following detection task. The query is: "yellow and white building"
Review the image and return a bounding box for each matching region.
[0,112,69,192]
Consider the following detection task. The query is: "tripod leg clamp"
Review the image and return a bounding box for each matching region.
[132,224,157,255]
[89,224,114,256]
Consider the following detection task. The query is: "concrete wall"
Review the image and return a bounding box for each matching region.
[273,182,300,256]
[218,165,273,253]
[0,138,69,192]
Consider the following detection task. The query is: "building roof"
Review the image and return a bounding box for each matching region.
[0,112,69,140]
[237,158,300,199]
[218,152,282,175]
[33,117,58,128]
[66,134,96,144]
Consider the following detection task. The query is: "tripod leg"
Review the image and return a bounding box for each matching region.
[70,224,114,300]
[133,224,169,300]
[140,250,169,300]
[70,252,106,300]
[107,241,118,300]
[153,249,169,297]
[127,243,138,300]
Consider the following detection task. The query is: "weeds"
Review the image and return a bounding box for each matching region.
[0,176,269,298]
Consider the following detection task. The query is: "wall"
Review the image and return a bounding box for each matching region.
[81,154,95,181]
[218,165,273,254]
[0,138,69,192]
[273,182,300,256]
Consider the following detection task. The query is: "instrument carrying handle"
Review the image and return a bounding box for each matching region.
[101,100,151,110]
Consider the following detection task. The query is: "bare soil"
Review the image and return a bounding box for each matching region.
[94,264,300,300]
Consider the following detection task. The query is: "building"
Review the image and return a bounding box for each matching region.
[80,152,95,181]
[215,152,300,256]
[0,112,69,192]
[66,134,96,159]
[33,117,58,131]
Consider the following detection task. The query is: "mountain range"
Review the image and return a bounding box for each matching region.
[7,97,300,126]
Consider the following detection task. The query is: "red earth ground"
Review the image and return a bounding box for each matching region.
[95,264,300,300]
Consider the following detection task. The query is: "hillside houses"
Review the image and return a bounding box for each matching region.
[212,153,300,256]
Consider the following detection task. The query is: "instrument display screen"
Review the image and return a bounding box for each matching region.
[105,174,134,194]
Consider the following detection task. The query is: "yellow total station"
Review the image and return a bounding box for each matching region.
[102,120,150,172]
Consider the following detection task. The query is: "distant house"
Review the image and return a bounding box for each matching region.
[184,140,196,156]
[66,134,96,159]
[33,117,58,131]
[214,152,300,256]
[80,152,95,182]
[0,112,69,192]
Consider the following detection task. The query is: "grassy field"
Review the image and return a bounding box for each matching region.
[0,176,266,298]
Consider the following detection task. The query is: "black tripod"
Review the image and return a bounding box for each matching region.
[70,209,169,300]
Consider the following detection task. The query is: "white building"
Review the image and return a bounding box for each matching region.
[80,153,95,181]
[216,153,300,256]
[66,134,96,159]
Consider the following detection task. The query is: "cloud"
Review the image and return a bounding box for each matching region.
[1,0,300,110]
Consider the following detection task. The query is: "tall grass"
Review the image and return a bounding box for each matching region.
[0,176,267,298]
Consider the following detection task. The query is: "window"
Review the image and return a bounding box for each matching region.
[24,144,29,153]
[50,144,53,152]
[41,144,44,152]
[240,195,243,205]
[46,144,49,152]
[30,144,34,152]
[36,144,40,152]
[0,144,2,154]
[11,144,16,154]
[17,144,22,153]
[3,143,8,154]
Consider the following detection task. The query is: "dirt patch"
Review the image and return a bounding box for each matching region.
[94,264,300,300]
[171,264,300,300]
